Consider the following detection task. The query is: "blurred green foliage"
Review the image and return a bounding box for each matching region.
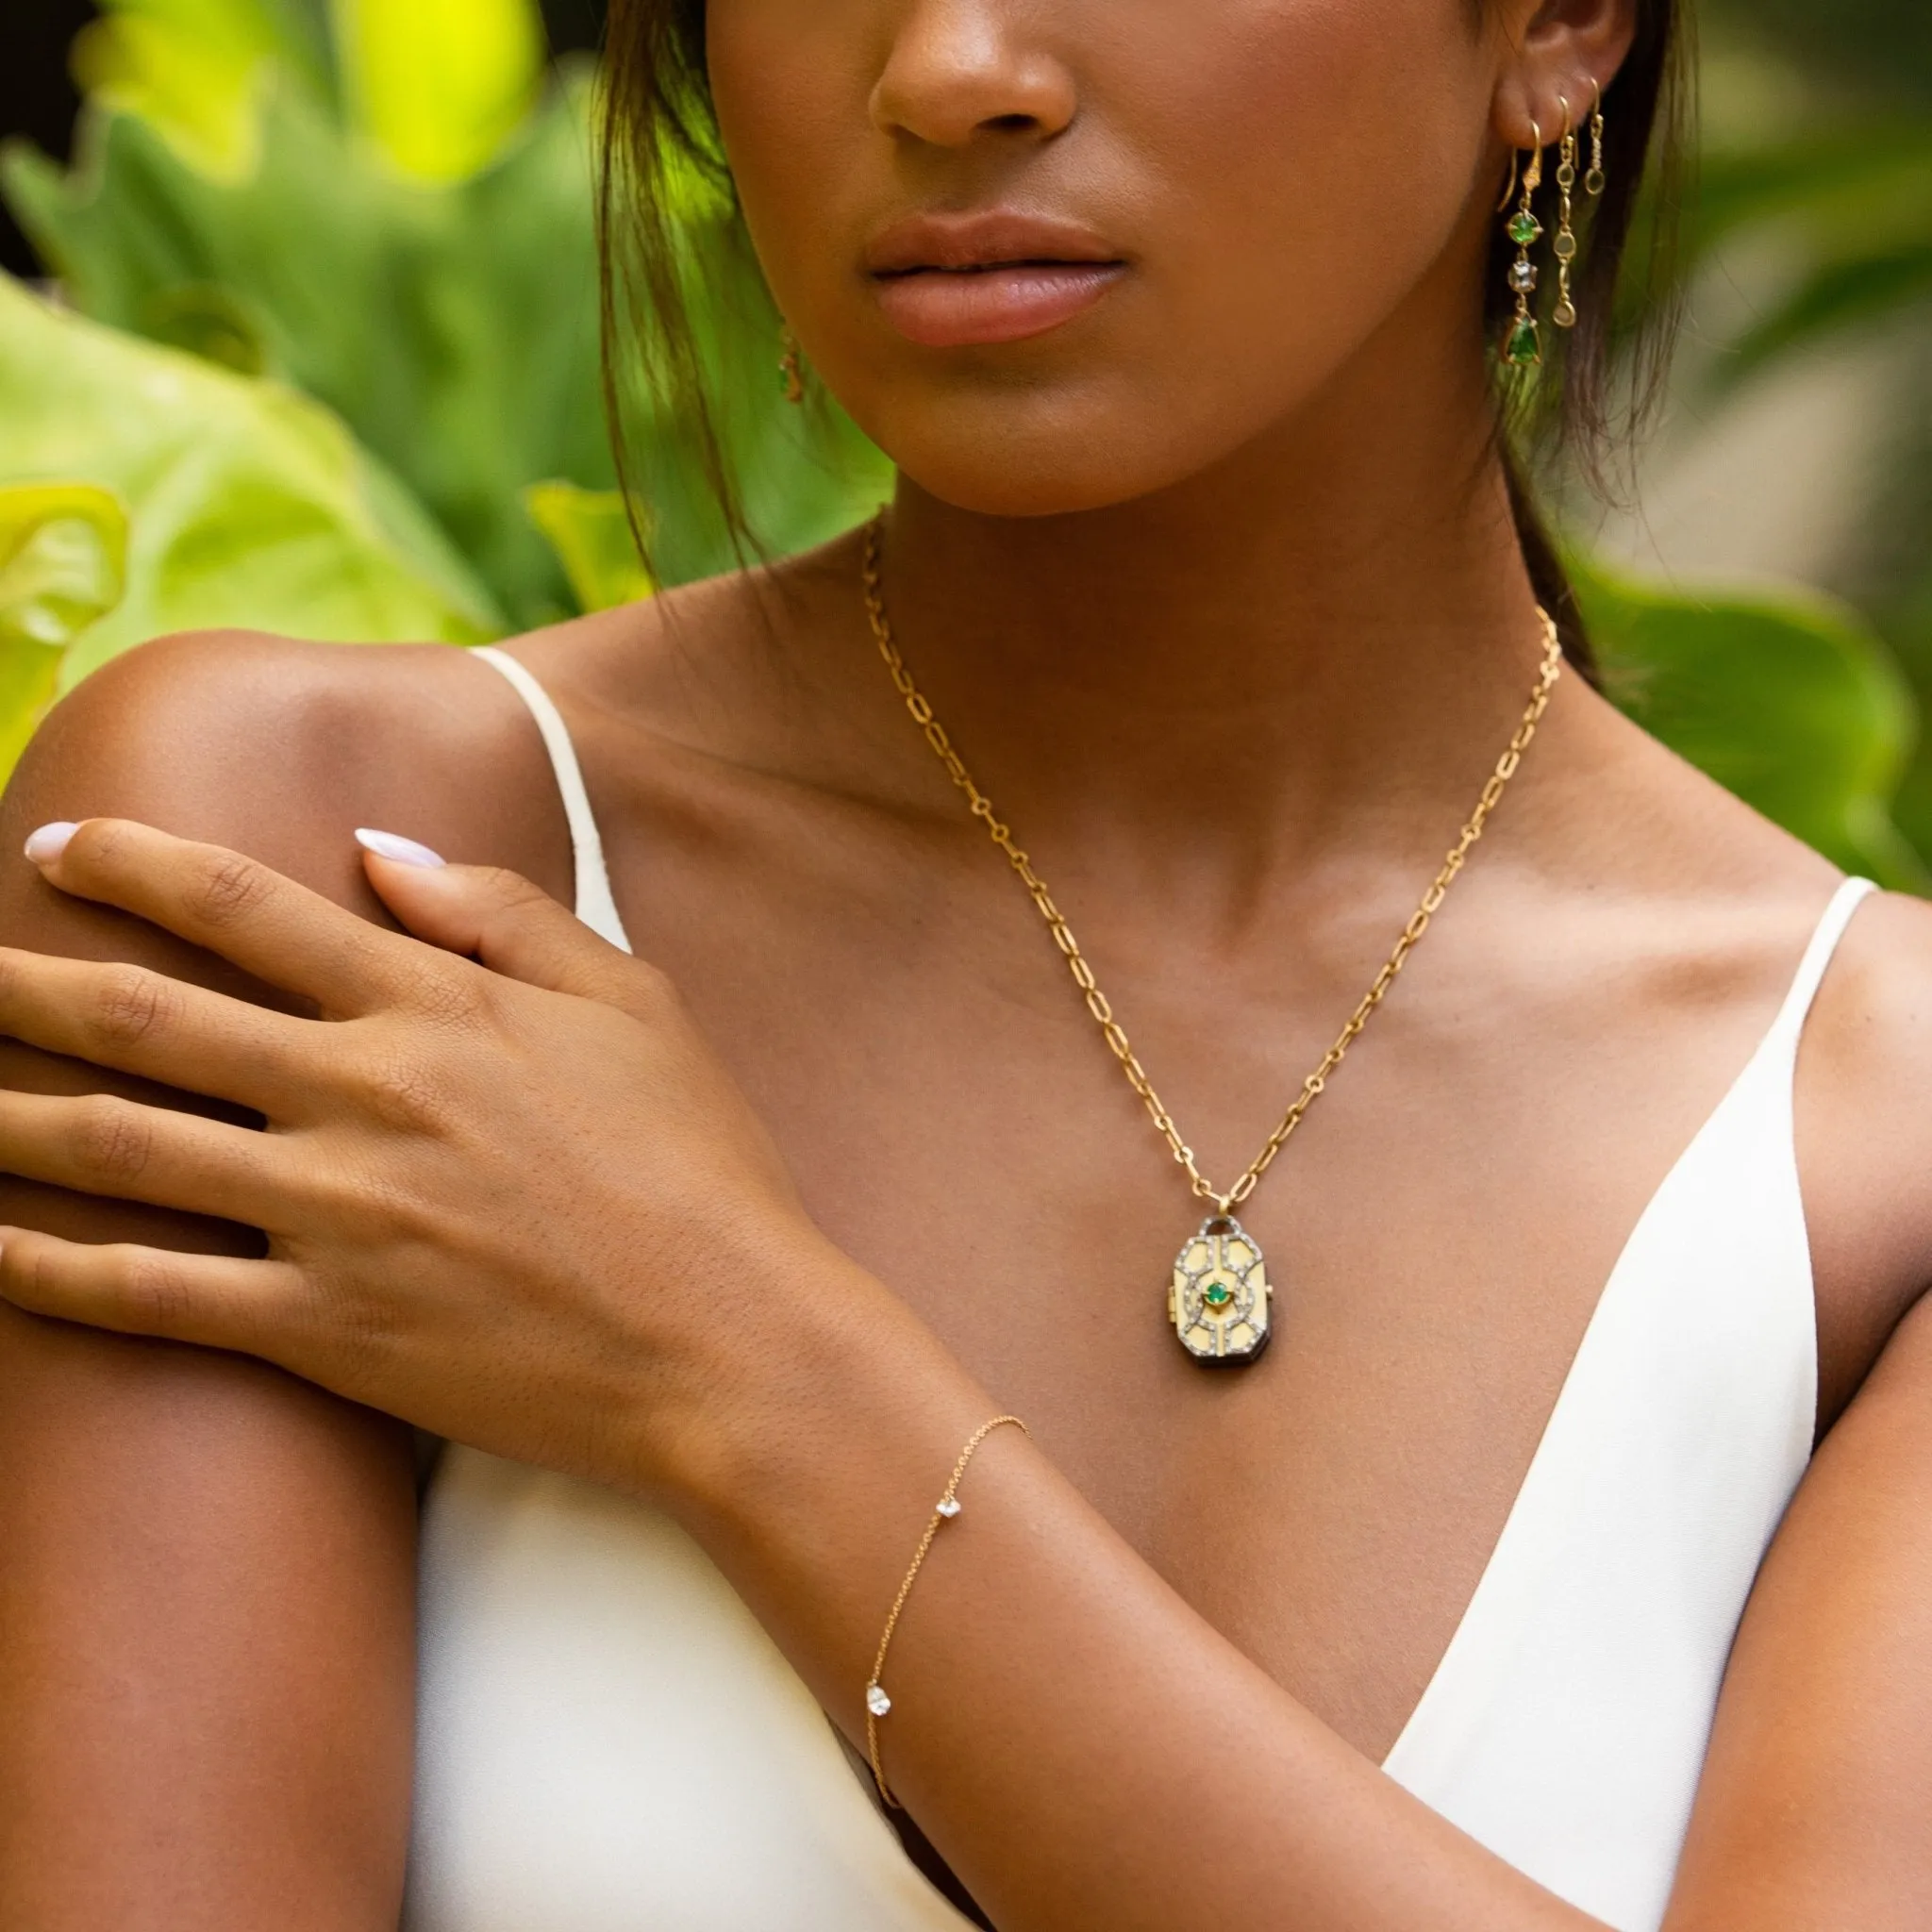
[1578,562,1924,885]
[0,0,1924,888]
[1690,0,1932,874]
[0,273,498,683]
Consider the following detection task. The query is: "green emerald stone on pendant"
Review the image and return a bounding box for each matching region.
[1507,211,1543,246]
[1203,1281,1235,1310]
[1503,318,1542,368]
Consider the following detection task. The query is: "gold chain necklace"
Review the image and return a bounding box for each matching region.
[861,514,1564,1366]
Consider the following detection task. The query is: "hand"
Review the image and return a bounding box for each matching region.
[0,818,858,1498]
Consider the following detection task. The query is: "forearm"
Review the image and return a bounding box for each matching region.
[660,1250,1602,1932]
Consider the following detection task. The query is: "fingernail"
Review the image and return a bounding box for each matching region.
[355,828,447,870]
[24,822,77,866]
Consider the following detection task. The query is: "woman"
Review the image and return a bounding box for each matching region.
[1,0,1929,1926]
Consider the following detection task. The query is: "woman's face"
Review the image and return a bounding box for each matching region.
[709,0,1539,518]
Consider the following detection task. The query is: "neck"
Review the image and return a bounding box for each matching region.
[861,326,1556,868]
[697,275,1591,917]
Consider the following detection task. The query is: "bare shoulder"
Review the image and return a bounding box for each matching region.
[1798,887,1932,1420]
[4,626,577,913]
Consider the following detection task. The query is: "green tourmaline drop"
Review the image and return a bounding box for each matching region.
[1507,211,1542,247]
[1503,318,1542,368]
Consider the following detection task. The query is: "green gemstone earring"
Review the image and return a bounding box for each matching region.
[1501,121,1546,369]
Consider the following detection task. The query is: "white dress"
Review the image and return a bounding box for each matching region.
[403,646,1875,1932]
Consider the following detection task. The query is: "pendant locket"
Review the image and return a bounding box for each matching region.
[1168,1215,1274,1365]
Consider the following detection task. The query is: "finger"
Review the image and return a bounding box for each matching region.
[25,819,412,1017]
[0,946,316,1112]
[359,840,660,1020]
[0,1089,296,1226]
[0,1223,304,1357]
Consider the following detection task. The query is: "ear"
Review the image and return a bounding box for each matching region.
[1491,0,1641,150]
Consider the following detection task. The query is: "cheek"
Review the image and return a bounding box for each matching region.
[711,0,1495,518]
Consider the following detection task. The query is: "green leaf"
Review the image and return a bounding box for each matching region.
[1678,127,1932,394]
[0,274,502,712]
[525,483,655,613]
[0,483,131,774]
[1576,558,1927,889]
[3,68,892,622]
[71,0,288,181]
[1690,131,1932,258]
[330,0,543,184]
[1717,244,1932,387]
[4,78,615,626]
[0,484,129,651]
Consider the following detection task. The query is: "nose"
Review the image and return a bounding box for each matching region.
[870,0,1078,150]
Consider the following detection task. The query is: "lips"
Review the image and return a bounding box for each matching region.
[866,210,1127,348]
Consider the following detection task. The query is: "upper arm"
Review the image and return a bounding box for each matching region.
[1667,1291,1932,1931]
[0,634,486,1930]
[1669,895,1932,1930]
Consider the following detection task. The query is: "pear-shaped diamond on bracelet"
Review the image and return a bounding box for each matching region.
[866,1683,892,1719]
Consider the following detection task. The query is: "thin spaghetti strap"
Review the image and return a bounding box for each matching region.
[1765,875,1877,1051]
[470,646,634,954]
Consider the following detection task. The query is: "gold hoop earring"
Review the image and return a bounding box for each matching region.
[1553,98,1579,331]
[779,324,806,406]
[1586,82,1607,199]
[1502,121,1545,369]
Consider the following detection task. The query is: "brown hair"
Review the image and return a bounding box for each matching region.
[596,1,1695,676]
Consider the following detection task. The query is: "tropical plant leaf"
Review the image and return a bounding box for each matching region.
[0,484,131,774]
[0,274,501,710]
[1690,130,1932,257]
[329,0,544,185]
[1715,243,1932,387]
[525,482,655,613]
[3,53,895,622]
[2,75,612,627]
[69,0,293,181]
[1577,559,1927,888]
[0,484,129,651]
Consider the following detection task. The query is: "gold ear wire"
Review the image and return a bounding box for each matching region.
[1498,147,1521,214]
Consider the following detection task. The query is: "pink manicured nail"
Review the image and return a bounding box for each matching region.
[24,822,78,865]
[355,828,447,870]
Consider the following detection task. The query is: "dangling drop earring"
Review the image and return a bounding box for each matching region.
[1586,82,1607,200]
[1502,121,1545,369]
[1552,98,1579,331]
[778,324,806,406]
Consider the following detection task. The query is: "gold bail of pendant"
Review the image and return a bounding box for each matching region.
[1169,1213,1274,1366]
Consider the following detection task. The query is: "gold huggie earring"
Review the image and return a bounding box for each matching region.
[1552,97,1579,331]
[1586,82,1607,199]
[779,323,806,406]
[1502,120,1545,368]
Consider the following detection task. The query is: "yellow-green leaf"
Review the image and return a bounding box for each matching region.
[331,0,544,185]
[72,0,281,180]
[525,482,655,614]
[0,274,502,707]
[0,482,129,650]
[0,483,127,771]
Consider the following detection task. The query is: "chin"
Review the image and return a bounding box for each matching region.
[853,383,1230,521]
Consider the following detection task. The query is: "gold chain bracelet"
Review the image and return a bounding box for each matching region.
[864,1414,1030,1809]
